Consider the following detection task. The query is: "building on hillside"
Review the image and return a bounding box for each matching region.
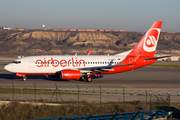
[14,27,25,31]
[54,29,62,31]
[104,29,112,32]
[119,29,126,32]
[86,29,96,31]
[69,29,77,31]
[77,29,86,31]
[3,27,13,30]
[98,29,105,31]
[62,29,70,31]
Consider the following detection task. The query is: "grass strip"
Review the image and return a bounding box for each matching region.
[0,101,150,120]
[0,88,99,95]
[1,100,179,120]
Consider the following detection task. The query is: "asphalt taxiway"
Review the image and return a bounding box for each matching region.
[0,66,180,89]
[1,66,180,102]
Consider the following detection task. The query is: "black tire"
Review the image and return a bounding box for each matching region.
[22,77,27,81]
[86,77,92,82]
[79,76,85,81]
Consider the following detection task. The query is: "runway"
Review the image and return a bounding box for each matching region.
[0,66,180,89]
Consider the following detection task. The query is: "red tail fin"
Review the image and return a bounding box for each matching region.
[128,21,162,57]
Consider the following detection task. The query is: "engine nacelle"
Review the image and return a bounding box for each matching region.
[60,69,81,80]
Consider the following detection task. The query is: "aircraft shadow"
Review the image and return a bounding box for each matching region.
[0,74,68,81]
[0,74,103,82]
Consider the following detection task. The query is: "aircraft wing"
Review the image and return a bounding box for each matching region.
[79,52,141,73]
[78,64,127,73]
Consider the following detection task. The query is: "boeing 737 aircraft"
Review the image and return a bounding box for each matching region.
[5,21,165,82]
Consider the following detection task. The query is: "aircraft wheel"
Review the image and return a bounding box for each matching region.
[86,77,92,82]
[22,77,27,81]
[79,76,85,81]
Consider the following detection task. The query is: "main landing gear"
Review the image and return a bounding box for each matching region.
[79,76,92,82]
[22,77,27,81]
[86,77,92,82]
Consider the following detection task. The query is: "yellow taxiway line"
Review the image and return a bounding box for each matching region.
[121,85,135,89]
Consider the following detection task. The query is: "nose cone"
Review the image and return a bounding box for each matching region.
[4,64,13,72]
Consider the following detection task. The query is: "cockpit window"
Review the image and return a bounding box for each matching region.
[12,61,21,64]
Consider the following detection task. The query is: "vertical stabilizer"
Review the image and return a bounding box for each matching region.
[128,21,162,57]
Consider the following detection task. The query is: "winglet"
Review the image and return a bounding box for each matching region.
[87,49,92,55]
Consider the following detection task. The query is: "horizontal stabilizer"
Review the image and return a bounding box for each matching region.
[144,55,172,60]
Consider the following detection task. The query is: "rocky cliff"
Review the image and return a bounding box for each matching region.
[0,30,180,55]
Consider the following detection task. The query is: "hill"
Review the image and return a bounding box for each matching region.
[0,30,180,55]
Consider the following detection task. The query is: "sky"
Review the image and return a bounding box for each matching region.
[0,0,180,32]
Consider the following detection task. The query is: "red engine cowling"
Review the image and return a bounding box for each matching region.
[60,69,81,80]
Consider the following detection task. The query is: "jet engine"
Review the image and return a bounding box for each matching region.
[60,69,81,80]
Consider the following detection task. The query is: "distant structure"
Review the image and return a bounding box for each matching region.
[155,54,180,61]
[3,27,13,30]
[53,28,126,32]
[42,24,45,30]
[14,27,25,31]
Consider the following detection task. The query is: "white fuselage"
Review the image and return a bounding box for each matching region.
[5,54,128,74]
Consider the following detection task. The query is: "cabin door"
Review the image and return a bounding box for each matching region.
[28,59,33,68]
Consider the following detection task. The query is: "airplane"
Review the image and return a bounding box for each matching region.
[4,21,166,82]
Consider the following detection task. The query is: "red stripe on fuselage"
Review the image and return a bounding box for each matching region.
[101,57,156,75]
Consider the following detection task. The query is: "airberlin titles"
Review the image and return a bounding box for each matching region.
[35,57,86,67]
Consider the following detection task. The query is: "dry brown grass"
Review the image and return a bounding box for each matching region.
[0,100,150,120]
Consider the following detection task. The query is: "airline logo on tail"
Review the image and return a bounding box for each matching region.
[143,28,160,52]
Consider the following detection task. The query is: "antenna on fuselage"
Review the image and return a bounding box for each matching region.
[75,53,77,56]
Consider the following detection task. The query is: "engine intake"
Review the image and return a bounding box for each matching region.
[60,69,81,80]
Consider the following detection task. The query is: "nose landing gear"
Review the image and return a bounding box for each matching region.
[22,77,27,81]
